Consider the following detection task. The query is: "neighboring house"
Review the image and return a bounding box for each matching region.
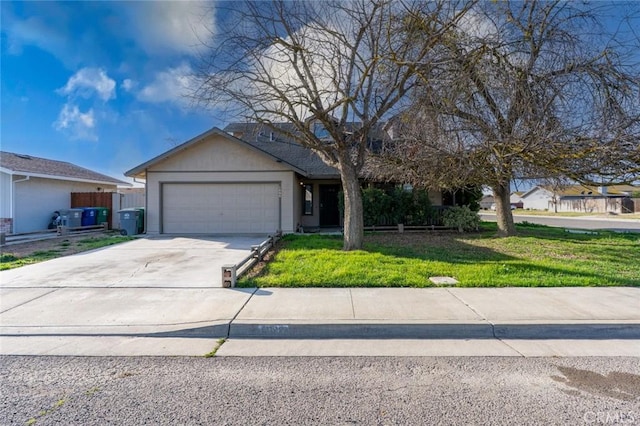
[0,151,130,234]
[520,186,554,210]
[521,184,637,213]
[125,124,443,235]
[480,193,521,210]
[510,192,524,209]
[479,195,494,210]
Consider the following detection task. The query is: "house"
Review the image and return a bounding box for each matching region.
[510,192,524,209]
[0,151,130,234]
[125,124,444,235]
[479,195,494,210]
[520,186,554,210]
[520,184,638,213]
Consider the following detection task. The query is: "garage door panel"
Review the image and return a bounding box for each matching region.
[162,183,279,234]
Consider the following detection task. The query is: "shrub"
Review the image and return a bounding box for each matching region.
[361,188,393,226]
[443,206,481,232]
[359,187,435,226]
[408,188,435,225]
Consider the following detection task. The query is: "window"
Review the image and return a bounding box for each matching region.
[303,184,313,215]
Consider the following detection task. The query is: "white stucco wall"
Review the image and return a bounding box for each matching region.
[522,188,553,210]
[0,172,11,218]
[13,177,117,233]
[144,134,300,234]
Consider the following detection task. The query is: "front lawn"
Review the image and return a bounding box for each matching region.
[238,223,640,287]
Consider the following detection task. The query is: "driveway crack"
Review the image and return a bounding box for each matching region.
[0,288,60,314]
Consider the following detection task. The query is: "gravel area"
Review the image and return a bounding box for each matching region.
[0,234,112,258]
[1,356,638,425]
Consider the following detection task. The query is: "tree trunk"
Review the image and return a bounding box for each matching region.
[493,182,516,236]
[339,161,364,251]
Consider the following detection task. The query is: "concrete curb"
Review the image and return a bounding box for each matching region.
[228,321,640,340]
[229,321,494,339]
[493,322,640,340]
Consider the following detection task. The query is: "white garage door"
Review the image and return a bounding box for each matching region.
[162,183,280,234]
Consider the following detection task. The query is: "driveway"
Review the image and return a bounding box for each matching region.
[0,235,267,288]
[0,235,265,356]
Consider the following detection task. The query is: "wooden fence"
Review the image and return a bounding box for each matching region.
[71,191,146,230]
[71,192,114,229]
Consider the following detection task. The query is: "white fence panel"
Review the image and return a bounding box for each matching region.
[111,192,145,230]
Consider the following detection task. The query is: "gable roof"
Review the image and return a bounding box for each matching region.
[224,123,341,178]
[520,186,552,198]
[125,127,309,179]
[0,151,130,186]
[126,122,390,180]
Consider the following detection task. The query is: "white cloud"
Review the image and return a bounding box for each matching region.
[121,79,137,92]
[137,64,193,105]
[53,104,97,141]
[127,1,215,55]
[4,13,68,57]
[57,68,116,101]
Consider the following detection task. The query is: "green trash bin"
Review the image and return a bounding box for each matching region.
[136,207,145,234]
[95,207,109,228]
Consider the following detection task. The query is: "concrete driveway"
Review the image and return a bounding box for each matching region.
[1,235,267,288]
[0,235,266,356]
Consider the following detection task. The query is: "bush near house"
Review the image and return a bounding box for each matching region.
[443,206,481,232]
[340,186,482,227]
[360,187,438,226]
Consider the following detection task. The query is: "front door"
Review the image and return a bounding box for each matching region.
[319,184,341,227]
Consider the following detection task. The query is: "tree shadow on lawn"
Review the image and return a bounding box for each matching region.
[364,232,510,263]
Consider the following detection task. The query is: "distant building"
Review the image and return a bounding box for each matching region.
[0,151,129,233]
[520,184,637,213]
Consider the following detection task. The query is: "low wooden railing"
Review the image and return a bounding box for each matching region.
[221,232,282,288]
[1,223,109,246]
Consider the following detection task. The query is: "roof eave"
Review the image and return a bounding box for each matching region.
[8,171,130,187]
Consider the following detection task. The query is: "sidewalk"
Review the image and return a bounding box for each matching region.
[1,287,638,356]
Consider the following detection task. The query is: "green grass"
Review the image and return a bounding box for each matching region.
[0,250,62,270]
[0,235,135,271]
[238,223,640,287]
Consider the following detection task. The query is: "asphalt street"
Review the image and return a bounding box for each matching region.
[2,356,638,425]
[479,212,640,232]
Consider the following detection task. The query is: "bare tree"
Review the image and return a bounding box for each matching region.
[375,0,640,236]
[192,0,472,250]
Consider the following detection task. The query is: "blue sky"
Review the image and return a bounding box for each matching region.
[1,1,222,182]
[1,1,638,186]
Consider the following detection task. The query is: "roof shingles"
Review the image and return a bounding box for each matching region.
[0,151,129,185]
